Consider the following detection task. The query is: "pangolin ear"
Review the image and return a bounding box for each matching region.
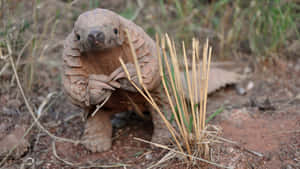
[117,24,125,45]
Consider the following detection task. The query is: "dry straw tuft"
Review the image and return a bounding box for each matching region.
[120,30,218,165]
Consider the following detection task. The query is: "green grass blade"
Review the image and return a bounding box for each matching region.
[206,107,224,123]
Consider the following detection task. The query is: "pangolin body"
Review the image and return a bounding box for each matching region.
[63,9,168,152]
[62,8,241,152]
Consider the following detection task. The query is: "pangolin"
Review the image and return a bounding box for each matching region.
[62,8,241,152]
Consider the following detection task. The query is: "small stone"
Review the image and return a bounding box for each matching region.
[227,147,234,153]
[246,81,254,91]
[258,98,275,111]
[235,85,246,95]
[145,153,152,160]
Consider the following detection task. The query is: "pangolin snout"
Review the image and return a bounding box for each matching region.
[87,30,105,46]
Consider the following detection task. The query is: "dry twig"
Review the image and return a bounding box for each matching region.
[0,40,82,168]
[6,40,81,144]
[135,137,233,169]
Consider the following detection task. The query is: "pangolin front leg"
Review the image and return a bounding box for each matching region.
[82,109,113,152]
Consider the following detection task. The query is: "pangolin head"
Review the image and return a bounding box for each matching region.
[74,9,125,52]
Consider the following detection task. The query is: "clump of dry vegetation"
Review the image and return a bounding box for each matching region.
[121,32,229,168]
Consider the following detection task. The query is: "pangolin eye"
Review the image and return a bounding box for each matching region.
[114,28,118,35]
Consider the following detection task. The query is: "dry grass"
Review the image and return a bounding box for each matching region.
[119,31,230,168]
[157,34,212,157]
[1,39,125,169]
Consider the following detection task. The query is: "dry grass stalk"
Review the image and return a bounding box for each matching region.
[135,137,232,169]
[120,31,214,165]
[3,39,125,168]
[0,40,82,167]
[159,35,212,156]
[0,47,3,58]
[120,30,186,161]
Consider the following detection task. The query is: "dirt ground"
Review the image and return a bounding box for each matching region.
[1,56,299,169]
[0,1,300,169]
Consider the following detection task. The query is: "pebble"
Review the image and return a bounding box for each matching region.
[235,85,246,95]
[246,81,254,91]
[145,153,152,160]
[227,147,234,153]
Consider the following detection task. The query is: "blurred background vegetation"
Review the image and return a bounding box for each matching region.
[0,0,299,92]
